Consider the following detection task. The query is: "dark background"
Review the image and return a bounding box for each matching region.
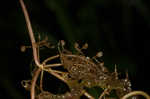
[0,0,150,98]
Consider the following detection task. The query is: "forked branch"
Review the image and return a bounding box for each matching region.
[19,0,150,99]
[19,0,41,68]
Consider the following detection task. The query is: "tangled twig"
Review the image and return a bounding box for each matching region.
[19,0,150,99]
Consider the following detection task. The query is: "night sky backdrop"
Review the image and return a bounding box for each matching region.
[0,0,150,98]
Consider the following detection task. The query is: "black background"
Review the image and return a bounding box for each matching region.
[0,0,150,98]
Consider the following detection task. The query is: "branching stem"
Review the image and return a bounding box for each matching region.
[19,0,41,68]
[19,1,150,99]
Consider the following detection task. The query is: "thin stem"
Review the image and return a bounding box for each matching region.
[44,68,68,83]
[99,88,109,99]
[40,70,44,92]
[31,68,41,99]
[19,0,41,68]
[44,63,62,68]
[52,70,67,74]
[19,0,68,98]
[84,92,95,99]
[42,55,60,65]
[122,91,150,99]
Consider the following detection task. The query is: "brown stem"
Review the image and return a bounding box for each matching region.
[42,55,60,65]
[31,68,41,99]
[40,70,44,92]
[121,91,150,99]
[84,92,95,99]
[44,63,62,68]
[99,89,109,99]
[44,68,68,83]
[19,0,41,67]
[19,0,69,98]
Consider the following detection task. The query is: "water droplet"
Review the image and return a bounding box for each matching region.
[123,88,127,91]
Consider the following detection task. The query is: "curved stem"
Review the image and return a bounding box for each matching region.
[122,91,150,99]
[31,68,41,99]
[19,0,41,67]
[42,55,60,65]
